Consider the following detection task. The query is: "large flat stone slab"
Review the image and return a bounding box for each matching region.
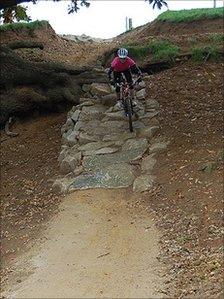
[68,163,135,191]
[77,132,100,144]
[83,146,148,171]
[78,141,115,152]
[79,105,107,121]
[79,120,128,136]
[90,83,111,96]
[83,147,119,156]
[122,138,148,152]
[105,110,126,120]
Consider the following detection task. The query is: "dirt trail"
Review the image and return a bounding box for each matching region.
[2,189,166,298]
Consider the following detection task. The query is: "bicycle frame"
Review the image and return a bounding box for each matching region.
[115,76,141,132]
[120,81,130,100]
[118,76,141,100]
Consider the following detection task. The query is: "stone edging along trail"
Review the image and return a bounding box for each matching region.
[53,75,170,193]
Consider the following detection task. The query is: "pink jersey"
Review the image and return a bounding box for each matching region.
[111,57,136,72]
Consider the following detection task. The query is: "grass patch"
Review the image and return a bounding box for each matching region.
[0,20,50,32]
[210,33,224,43]
[191,45,221,62]
[124,45,150,60]
[148,40,180,61]
[124,40,180,62]
[188,37,198,45]
[157,7,223,23]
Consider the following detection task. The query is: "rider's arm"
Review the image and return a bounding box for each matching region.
[108,67,113,80]
[130,64,142,76]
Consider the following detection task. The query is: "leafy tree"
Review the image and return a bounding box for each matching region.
[0,0,167,12]
[145,0,168,10]
[1,5,30,23]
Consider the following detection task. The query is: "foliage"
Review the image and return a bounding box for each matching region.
[68,0,90,14]
[145,0,167,10]
[124,40,180,62]
[124,45,150,60]
[157,7,224,23]
[0,19,49,32]
[0,0,167,11]
[210,33,224,43]
[1,5,31,23]
[188,37,198,45]
[191,45,221,62]
[148,40,180,61]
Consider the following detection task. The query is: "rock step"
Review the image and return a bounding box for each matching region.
[54,78,168,193]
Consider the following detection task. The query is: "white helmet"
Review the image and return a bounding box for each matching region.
[117,48,128,58]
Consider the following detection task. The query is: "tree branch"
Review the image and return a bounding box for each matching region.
[0,0,33,9]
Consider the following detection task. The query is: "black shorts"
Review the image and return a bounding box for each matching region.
[113,69,133,93]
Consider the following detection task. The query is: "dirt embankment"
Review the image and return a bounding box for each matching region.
[1,24,113,67]
[145,61,223,298]
[0,23,112,126]
[115,18,224,44]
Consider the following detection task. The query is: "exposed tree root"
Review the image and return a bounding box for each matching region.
[6,41,44,50]
[4,117,19,137]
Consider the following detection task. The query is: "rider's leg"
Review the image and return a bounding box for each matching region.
[123,70,139,108]
[123,70,134,99]
[123,70,140,108]
[113,72,123,109]
[113,72,122,101]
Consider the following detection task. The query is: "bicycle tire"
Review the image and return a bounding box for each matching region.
[125,97,133,133]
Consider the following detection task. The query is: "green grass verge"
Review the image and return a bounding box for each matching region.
[124,40,180,62]
[148,40,180,61]
[157,7,223,23]
[0,20,50,32]
[124,45,150,60]
[210,33,224,43]
[191,45,221,62]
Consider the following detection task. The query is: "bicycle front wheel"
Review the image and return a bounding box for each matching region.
[126,97,133,133]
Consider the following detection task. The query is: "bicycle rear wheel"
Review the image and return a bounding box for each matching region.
[125,97,133,132]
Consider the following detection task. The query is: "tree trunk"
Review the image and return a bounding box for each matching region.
[3,7,14,23]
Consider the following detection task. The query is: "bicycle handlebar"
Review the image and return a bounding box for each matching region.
[115,76,142,88]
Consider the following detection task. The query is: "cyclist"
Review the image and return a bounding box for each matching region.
[108,47,142,109]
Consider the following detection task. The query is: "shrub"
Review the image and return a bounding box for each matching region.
[148,40,180,61]
[191,45,221,62]
[125,45,150,60]
[210,33,224,43]
[0,20,49,32]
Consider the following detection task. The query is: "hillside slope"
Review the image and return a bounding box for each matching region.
[0,21,113,67]
[116,17,223,43]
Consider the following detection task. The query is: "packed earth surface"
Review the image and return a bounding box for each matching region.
[1,15,223,298]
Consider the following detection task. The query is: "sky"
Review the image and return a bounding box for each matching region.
[25,0,224,39]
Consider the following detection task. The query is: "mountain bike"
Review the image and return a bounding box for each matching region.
[116,76,142,133]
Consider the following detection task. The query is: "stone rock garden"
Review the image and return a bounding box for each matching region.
[53,77,169,193]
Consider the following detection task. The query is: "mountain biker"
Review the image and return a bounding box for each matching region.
[108,48,142,109]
